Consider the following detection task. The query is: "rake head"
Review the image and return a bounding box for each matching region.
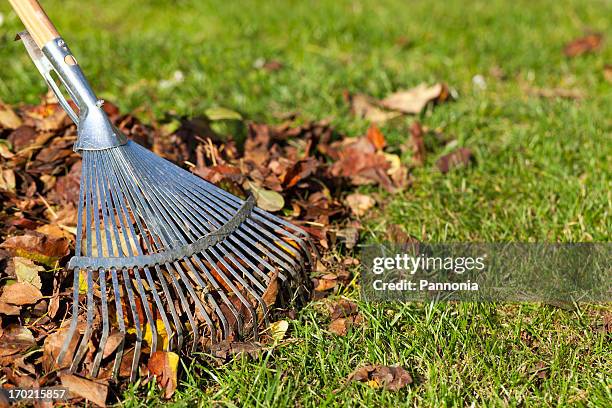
[17,32,314,381]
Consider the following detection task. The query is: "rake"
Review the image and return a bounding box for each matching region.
[10,0,313,381]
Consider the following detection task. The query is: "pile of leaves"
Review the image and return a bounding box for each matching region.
[0,83,470,404]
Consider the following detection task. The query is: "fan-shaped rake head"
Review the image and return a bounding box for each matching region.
[57,141,313,381]
[15,21,314,382]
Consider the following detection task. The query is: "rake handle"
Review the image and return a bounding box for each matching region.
[9,0,60,48]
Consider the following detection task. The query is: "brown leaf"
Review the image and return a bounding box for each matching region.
[147,351,180,399]
[43,327,80,371]
[313,275,337,292]
[527,87,584,100]
[345,193,375,217]
[262,271,279,307]
[347,364,413,391]
[366,124,386,150]
[380,83,450,114]
[0,231,70,266]
[0,282,42,305]
[281,158,319,189]
[0,325,36,357]
[262,60,284,72]
[410,121,426,166]
[604,65,612,83]
[329,137,395,191]
[102,332,125,359]
[8,126,38,153]
[0,102,22,130]
[348,93,401,123]
[0,302,20,315]
[60,374,108,407]
[330,299,358,319]
[436,148,474,174]
[563,33,603,57]
[0,169,16,193]
[328,314,363,336]
[210,340,263,360]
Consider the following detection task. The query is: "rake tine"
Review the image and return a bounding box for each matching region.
[58,270,81,365]
[183,257,236,337]
[149,165,303,275]
[71,268,94,371]
[109,267,126,380]
[132,268,158,354]
[121,267,142,383]
[108,154,209,351]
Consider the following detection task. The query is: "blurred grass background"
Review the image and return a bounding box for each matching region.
[0,0,610,406]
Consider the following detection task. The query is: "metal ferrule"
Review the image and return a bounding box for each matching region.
[20,32,127,151]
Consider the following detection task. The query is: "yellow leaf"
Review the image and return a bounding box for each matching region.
[269,320,289,342]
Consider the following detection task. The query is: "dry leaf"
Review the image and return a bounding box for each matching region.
[0,169,16,192]
[410,121,426,166]
[349,93,401,123]
[347,364,413,391]
[0,282,42,305]
[13,257,44,289]
[0,231,70,266]
[563,33,603,57]
[248,182,285,212]
[269,320,289,341]
[0,102,22,129]
[345,193,376,217]
[380,83,450,114]
[436,148,474,173]
[527,87,584,99]
[102,332,125,359]
[148,351,180,399]
[0,325,36,357]
[366,124,386,150]
[60,374,108,407]
[604,65,612,83]
[210,340,263,360]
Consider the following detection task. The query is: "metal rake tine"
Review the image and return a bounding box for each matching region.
[121,267,142,383]
[71,268,95,371]
[109,268,126,380]
[189,252,242,334]
[58,270,81,365]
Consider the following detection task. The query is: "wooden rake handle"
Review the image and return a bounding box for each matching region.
[9,0,60,48]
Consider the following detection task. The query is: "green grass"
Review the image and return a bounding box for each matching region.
[1,0,610,406]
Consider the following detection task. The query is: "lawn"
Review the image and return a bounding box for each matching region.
[0,0,610,406]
